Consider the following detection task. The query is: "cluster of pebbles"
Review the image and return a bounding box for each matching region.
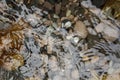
[0,0,120,80]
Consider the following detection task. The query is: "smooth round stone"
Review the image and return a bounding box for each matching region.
[73,37,79,43]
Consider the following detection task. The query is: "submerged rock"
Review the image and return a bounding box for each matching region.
[95,22,120,41]
[74,21,88,38]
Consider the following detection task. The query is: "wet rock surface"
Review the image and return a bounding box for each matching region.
[0,0,120,80]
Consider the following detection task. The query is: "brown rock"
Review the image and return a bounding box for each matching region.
[43,1,53,10]
[55,3,61,15]
[74,21,88,38]
[44,20,52,26]
[57,19,62,28]
[38,0,45,4]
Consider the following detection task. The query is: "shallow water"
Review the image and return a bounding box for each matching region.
[0,0,120,80]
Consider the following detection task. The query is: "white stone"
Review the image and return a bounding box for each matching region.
[73,37,79,43]
[65,21,72,28]
[66,35,73,40]
[66,34,74,40]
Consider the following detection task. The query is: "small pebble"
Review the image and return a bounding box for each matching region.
[55,3,61,15]
[53,14,59,19]
[73,36,79,43]
[44,20,52,26]
[73,16,79,22]
[66,10,71,17]
[43,1,53,10]
[66,35,73,40]
[64,21,72,28]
